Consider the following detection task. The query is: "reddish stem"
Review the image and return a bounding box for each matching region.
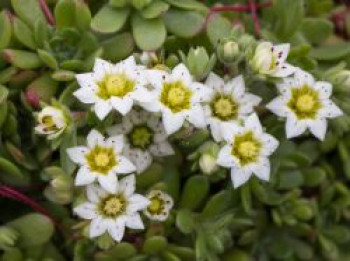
[38,0,55,26]
[248,0,261,36]
[210,1,272,12]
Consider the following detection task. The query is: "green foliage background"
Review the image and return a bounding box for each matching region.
[1,0,350,260]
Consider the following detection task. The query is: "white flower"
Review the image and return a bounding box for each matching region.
[250,42,296,78]
[141,64,212,135]
[204,73,261,142]
[143,190,173,221]
[67,129,136,193]
[35,106,68,140]
[266,69,343,140]
[74,175,150,242]
[74,57,153,120]
[217,114,279,188]
[107,110,174,173]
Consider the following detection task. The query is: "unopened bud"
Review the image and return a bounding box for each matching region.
[199,154,218,175]
[0,226,19,250]
[217,39,240,65]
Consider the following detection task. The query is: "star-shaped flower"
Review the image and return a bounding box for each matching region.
[67,129,136,193]
[143,190,174,222]
[74,57,153,120]
[74,175,150,242]
[204,73,261,142]
[141,64,212,135]
[266,69,343,140]
[107,110,174,173]
[250,42,296,78]
[35,106,68,140]
[217,114,279,188]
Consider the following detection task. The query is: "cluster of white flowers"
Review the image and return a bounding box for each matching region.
[34,41,343,242]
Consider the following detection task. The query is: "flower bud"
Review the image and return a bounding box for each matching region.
[199,154,218,175]
[0,226,19,250]
[217,39,240,65]
[180,47,216,81]
[51,174,73,191]
[139,51,158,67]
[97,233,115,250]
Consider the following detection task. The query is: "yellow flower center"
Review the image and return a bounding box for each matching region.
[85,146,117,175]
[148,198,162,213]
[42,116,58,131]
[129,126,153,150]
[296,95,315,113]
[100,195,126,218]
[211,96,238,120]
[287,85,321,119]
[232,131,261,166]
[94,152,110,167]
[160,81,192,113]
[97,74,135,100]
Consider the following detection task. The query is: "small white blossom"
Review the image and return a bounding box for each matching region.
[141,64,212,135]
[74,57,153,120]
[143,190,173,221]
[251,42,296,78]
[266,69,343,140]
[35,106,68,140]
[74,175,150,242]
[107,110,174,173]
[67,129,136,193]
[217,114,279,188]
[204,73,261,142]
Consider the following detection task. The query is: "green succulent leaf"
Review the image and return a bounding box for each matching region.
[132,14,166,51]
[2,50,43,69]
[10,0,47,28]
[101,32,135,62]
[301,18,333,44]
[55,0,76,28]
[206,15,232,46]
[0,11,12,50]
[91,5,130,34]
[164,9,205,38]
[140,0,170,19]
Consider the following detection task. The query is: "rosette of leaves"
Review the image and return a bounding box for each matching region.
[91,0,209,52]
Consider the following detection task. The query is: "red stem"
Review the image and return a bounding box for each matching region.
[210,1,272,12]
[248,0,261,36]
[38,0,55,26]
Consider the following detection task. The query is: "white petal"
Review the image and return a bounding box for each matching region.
[231,167,252,188]
[209,120,223,142]
[307,118,327,141]
[186,105,206,129]
[266,97,289,117]
[120,56,137,70]
[244,113,263,133]
[162,109,186,135]
[98,173,118,193]
[205,72,224,92]
[294,69,315,87]
[271,63,297,78]
[130,87,154,103]
[75,166,96,186]
[128,149,153,174]
[261,133,279,156]
[74,202,98,219]
[127,194,150,212]
[285,116,307,139]
[191,83,214,103]
[93,59,112,80]
[149,141,174,157]
[75,73,98,90]
[228,75,245,99]
[86,184,107,203]
[272,43,290,63]
[252,158,270,181]
[107,119,133,136]
[221,122,241,142]
[217,145,235,168]
[320,100,343,118]
[125,213,144,229]
[107,218,126,242]
[106,135,124,153]
[138,100,161,113]
[73,87,98,104]
[171,63,192,86]
[115,156,136,174]
[110,96,133,115]
[315,81,332,99]
[90,217,108,238]
[67,146,88,164]
[87,129,105,148]
[94,100,112,120]
[119,174,135,196]
[147,69,169,90]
